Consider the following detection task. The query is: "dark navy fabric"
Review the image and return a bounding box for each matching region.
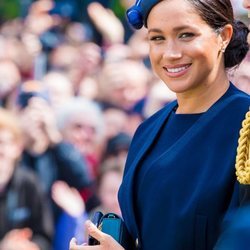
[214,204,250,250]
[118,83,250,250]
[135,110,203,229]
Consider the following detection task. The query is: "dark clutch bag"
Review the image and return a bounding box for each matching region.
[88,212,134,249]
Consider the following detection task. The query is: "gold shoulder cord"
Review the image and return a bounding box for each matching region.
[235,110,250,184]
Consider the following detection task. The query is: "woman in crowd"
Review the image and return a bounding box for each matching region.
[0,108,53,250]
[70,0,250,249]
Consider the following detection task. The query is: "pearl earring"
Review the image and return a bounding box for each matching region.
[220,47,226,53]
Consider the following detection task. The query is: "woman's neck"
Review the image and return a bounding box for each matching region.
[176,79,230,114]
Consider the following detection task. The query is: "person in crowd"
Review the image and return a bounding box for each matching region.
[56,97,106,181]
[97,59,150,113]
[77,75,100,101]
[0,108,53,250]
[0,59,21,110]
[0,35,35,80]
[90,164,124,216]
[48,42,102,94]
[101,132,132,166]
[102,107,129,140]
[52,180,88,250]
[85,131,132,214]
[87,2,125,45]
[127,27,150,61]
[16,80,91,222]
[52,164,124,250]
[48,43,79,73]
[42,71,74,111]
[70,0,250,249]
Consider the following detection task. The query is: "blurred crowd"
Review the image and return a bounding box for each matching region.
[0,0,249,250]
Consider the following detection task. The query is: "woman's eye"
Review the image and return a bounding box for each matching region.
[179,33,195,39]
[149,36,164,41]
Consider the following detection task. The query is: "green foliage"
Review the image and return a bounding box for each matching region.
[0,0,20,21]
[109,0,126,19]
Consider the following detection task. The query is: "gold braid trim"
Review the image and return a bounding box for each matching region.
[235,111,250,184]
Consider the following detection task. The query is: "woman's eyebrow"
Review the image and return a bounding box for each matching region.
[172,25,192,32]
[148,25,193,34]
[148,28,163,34]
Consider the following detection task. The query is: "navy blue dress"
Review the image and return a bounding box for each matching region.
[118,83,250,250]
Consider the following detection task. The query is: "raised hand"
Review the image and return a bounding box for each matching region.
[87,2,124,45]
[52,180,85,217]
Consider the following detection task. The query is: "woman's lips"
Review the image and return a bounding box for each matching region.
[163,64,192,78]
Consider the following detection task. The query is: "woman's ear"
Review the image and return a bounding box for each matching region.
[219,24,233,51]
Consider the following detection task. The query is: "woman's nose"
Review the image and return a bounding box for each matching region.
[162,40,182,60]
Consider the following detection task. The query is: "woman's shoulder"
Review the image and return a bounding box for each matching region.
[212,83,250,116]
[229,83,250,101]
[228,84,250,114]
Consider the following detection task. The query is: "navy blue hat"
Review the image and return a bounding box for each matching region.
[126,0,160,29]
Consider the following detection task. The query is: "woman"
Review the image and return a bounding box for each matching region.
[70,0,250,249]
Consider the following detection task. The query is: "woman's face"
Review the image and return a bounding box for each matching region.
[63,113,98,155]
[147,0,225,95]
